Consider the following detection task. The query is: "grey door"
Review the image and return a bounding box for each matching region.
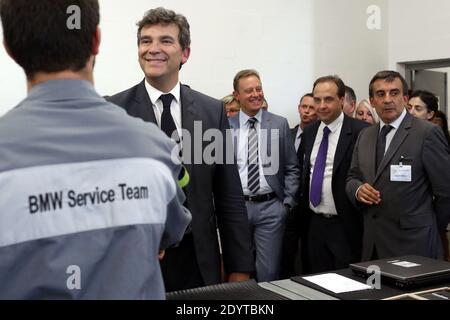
[413,70,447,114]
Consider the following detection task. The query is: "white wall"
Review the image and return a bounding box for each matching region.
[388,0,450,69]
[312,0,388,108]
[1,0,388,125]
[95,0,318,126]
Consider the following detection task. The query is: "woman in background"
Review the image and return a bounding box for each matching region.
[353,99,379,125]
[407,90,438,121]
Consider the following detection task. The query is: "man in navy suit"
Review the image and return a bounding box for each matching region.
[108,7,253,291]
[287,76,369,274]
[228,69,300,281]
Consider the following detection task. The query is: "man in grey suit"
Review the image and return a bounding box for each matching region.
[346,70,450,261]
[108,7,253,291]
[229,69,300,281]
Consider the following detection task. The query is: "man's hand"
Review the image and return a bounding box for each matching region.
[158,250,165,260]
[357,183,381,205]
[227,272,250,283]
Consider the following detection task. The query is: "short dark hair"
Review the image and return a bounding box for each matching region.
[369,70,409,98]
[0,0,99,79]
[233,69,261,91]
[313,75,346,98]
[345,86,357,103]
[299,93,314,105]
[137,7,190,50]
[410,90,439,113]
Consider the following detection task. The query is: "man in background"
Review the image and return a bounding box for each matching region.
[291,93,318,153]
[343,85,357,117]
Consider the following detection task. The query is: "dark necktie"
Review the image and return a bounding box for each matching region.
[310,126,331,207]
[160,94,179,142]
[376,125,394,171]
[247,117,260,194]
[160,94,190,235]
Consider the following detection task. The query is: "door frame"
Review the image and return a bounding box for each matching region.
[399,58,450,113]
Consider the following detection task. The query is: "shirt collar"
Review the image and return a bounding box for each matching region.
[239,109,263,127]
[319,111,344,134]
[145,80,181,105]
[27,79,99,102]
[379,108,407,131]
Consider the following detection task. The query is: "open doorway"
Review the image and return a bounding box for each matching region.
[400,59,450,116]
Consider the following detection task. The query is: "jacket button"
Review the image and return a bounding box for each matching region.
[372,215,378,220]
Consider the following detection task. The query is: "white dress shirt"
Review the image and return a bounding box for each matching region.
[236,110,273,196]
[309,112,344,215]
[144,81,183,143]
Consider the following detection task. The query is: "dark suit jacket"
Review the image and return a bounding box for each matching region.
[346,112,450,260]
[296,115,369,258]
[291,125,300,142]
[107,80,253,285]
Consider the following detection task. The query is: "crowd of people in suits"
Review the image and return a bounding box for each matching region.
[224,72,450,279]
[1,1,449,299]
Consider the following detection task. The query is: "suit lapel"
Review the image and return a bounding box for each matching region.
[365,124,380,183]
[260,110,272,168]
[291,124,299,141]
[228,115,240,157]
[333,115,352,175]
[180,85,198,175]
[374,113,412,183]
[303,121,320,176]
[136,80,158,124]
[180,85,197,134]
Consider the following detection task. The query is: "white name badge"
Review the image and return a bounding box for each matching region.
[390,165,412,182]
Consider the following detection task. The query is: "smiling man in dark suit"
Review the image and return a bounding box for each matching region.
[346,70,450,261]
[288,75,369,273]
[108,7,253,291]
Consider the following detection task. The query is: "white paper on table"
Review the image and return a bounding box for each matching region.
[303,273,372,294]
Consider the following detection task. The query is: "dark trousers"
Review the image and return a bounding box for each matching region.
[160,234,204,292]
[308,214,357,274]
[281,207,311,277]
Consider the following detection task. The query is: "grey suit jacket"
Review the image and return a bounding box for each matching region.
[228,110,300,208]
[346,112,450,260]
